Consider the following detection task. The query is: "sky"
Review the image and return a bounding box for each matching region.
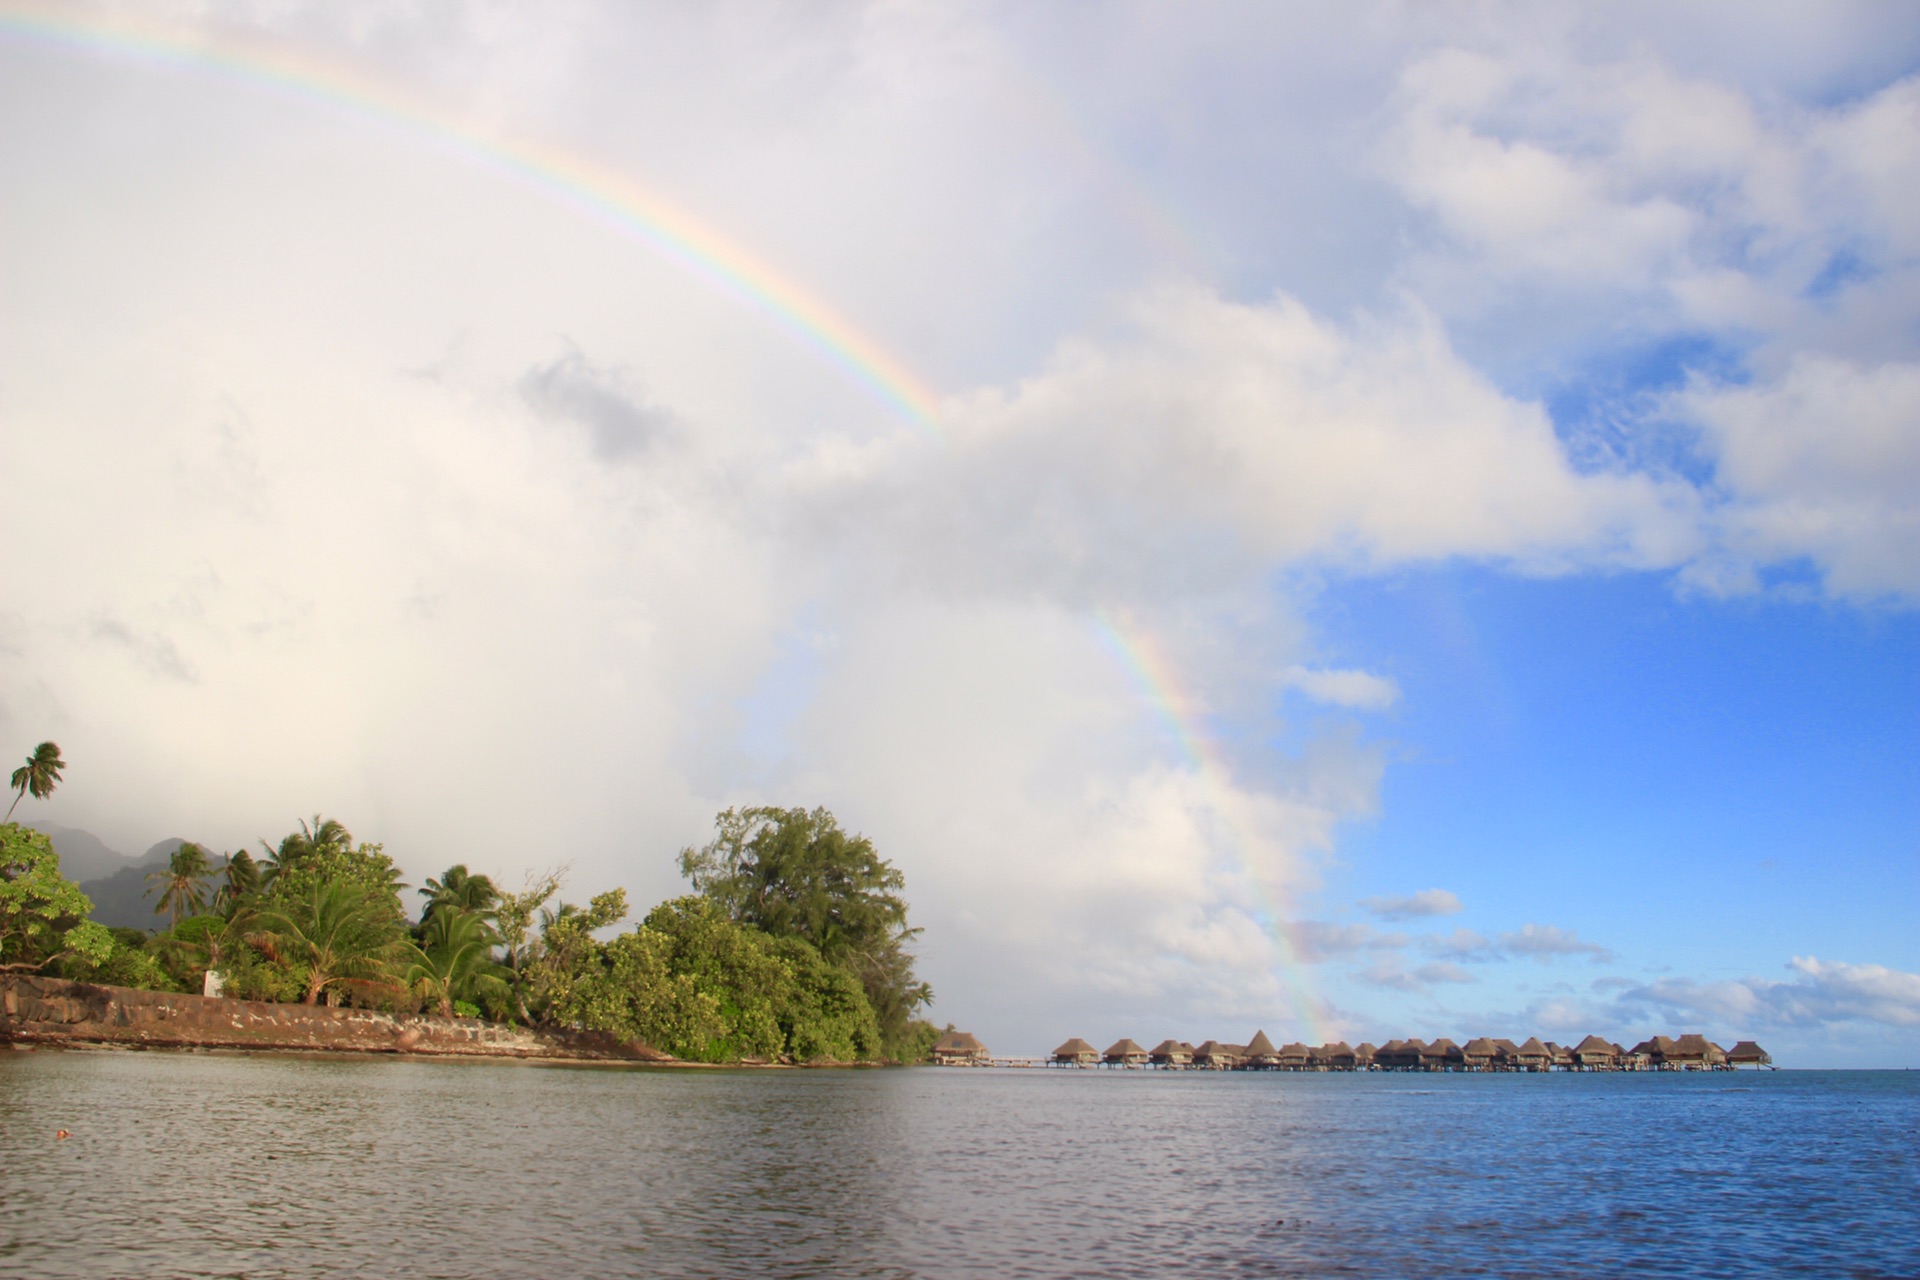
[1,0,1915,1065]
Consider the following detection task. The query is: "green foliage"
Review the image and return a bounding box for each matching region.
[769,935,881,1063]
[210,850,261,917]
[260,816,406,923]
[890,1018,944,1065]
[406,907,511,1018]
[147,841,213,928]
[679,806,931,1049]
[148,914,236,990]
[537,894,884,1064]
[243,880,408,1005]
[5,741,65,822]
[54,931,177,990]
[418,864,501,926]
[0,822,112,972]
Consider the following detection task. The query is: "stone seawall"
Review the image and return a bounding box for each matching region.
[0,975,669,1062]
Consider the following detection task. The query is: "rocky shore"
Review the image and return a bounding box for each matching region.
[0,974,672,1063]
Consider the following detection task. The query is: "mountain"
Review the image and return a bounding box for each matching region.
[27,822,142,883]
[79,839,198,931]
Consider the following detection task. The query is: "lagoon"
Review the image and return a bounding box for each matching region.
[3,1051,1915,1278]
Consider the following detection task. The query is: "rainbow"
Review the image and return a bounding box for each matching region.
[0,4,944,433]
[1092,612,1331,1046]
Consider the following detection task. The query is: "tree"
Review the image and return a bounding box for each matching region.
[405,907,510,1018]
[493,866,566,1022]
[210,849,261,916]
[258,816,406,924]
[243,881,407,1006]
[679,806,931,1051]
[6,741,66,822]
[147,842,213,929]
[418,864,501,926]
[1,822,112,972]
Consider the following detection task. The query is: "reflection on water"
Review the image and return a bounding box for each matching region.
[2,1052,1915,1278]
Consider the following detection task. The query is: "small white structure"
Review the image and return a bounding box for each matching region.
[203,970,226,998]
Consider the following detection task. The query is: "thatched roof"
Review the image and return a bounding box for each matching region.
[1670,1034,1726,1061]
[1245,1030,1278,1057]
[1104,1038,1148,1058]
[1321,1041,1354,1056]
[1277,1042,1311,1060]
[1493,1038,1521,1054]
[933,1031,986,1054]
[1571,1035,1614,1057]
[1353,1043,1377,1058]
[1053,1038,1098,1058]
[1150,1038,1190,1058]
[1515,1037,1550,1058]
[1727,1040,1771,1064]
[1461,1037,1498,1057]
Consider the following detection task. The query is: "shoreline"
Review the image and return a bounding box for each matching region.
[0,975,893,1069]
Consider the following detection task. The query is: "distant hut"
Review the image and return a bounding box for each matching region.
[1104,1038,1150,1067]
[932,1030,990,1065]
[1193,1040,1242,1070]
[1547,1042,1574,1069]
[1420,1038,1460,1072]
[1317,1042,1358,1071]
[1629,1036,1679,1069]
[1244,1030,1280,1068]
[1275,1041,1312,1071]
[1461,1038,1500,1071]
[1512,1037,1552,1072]
[1052,1037,1100,1067]
[1352,1043,1378,1070]
[1375,1039,1422,1071]
[1569,1035,1617,1071]
[1667,1034,1729,1071]
[1149,1039,1193,1068]
[1491,1038,1522,1071]
[1727,1040,1772,1069]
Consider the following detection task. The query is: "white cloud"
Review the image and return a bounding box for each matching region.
[1361,888,1462,920]
[793,283,1703,610]
[1284,920,1408,963]
[1680,356,1920,600]
[1281,666,1400,710]
[1498,924,1615,963]
[1620,956,1920,1029]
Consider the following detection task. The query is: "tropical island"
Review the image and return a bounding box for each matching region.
[1,742,941,1065]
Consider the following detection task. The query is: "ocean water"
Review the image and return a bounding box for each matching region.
[1,1051,1915,1279]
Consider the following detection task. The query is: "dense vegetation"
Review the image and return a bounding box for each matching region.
[0,787,938,1063]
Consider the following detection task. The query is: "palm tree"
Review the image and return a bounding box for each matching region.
[5,741,66,822]
[244,881,406,1006]
[405,908,510,1018]
[210,850,261,916]
[418,864,501,926]
[147,842,213,929]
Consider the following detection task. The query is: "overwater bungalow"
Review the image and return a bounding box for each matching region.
[1461,1037,1500,1071]
[1275,1041,1312,1071]
[1312,1043,1355,1071]
[1373,1039,1419,1070]
[1104,1038,1150,1067]
[1192,1040,1242,1069]
[1665,1034,1729,1070]
[1512,1037,1552,1071]
[1149,1039,1193,1067]
[1627,1035,1677,1069]
[932,1031,990,1064]
[1420,1038,1460,1071]
[1352,1043,1378,1070]
[1727,1040,1772,1069]
[1547,1042,1574,1070]
[1569,1035,1617,1070]
[1052,1037,1100,1066]
[1243,1030,1280,1068]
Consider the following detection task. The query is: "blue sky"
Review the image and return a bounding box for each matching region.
[1,1,1915,1063]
